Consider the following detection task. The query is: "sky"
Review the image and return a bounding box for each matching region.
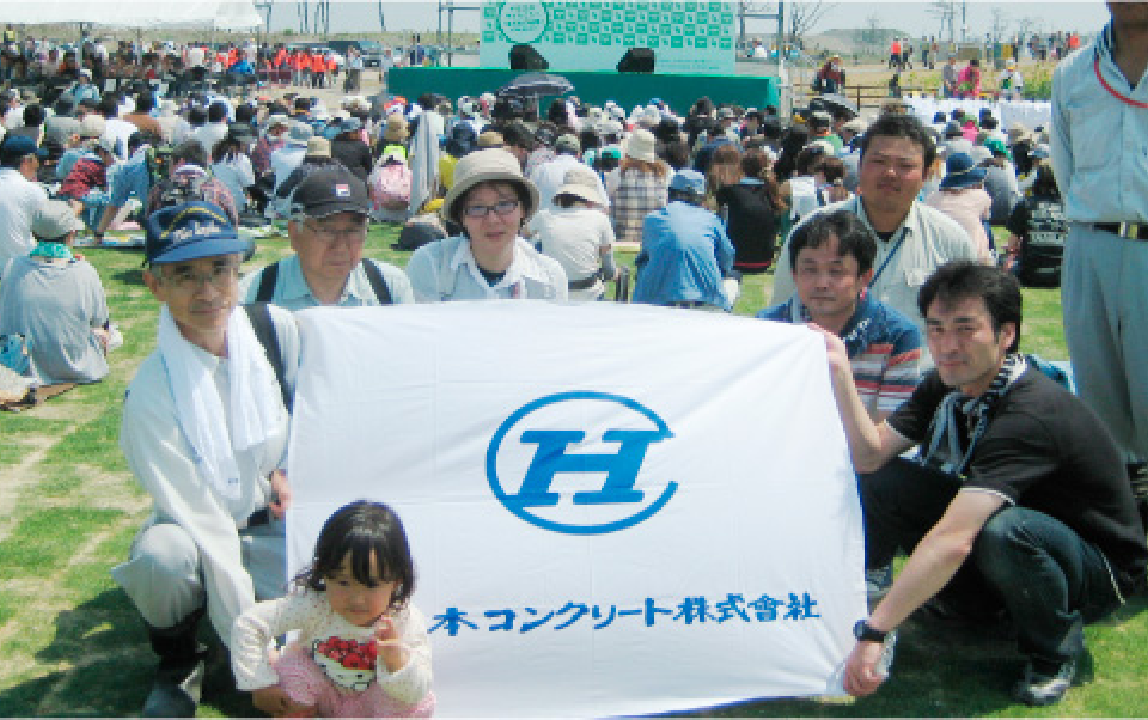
[265,0,1112,36]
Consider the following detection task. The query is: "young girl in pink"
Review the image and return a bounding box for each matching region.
[233,501,435,717]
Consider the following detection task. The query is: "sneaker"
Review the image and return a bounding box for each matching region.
[1012,658,1075,707]
[865,565,892,603]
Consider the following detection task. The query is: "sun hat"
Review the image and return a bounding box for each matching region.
[717,107,736,121]
[78,68,92,79]
[477,130,504,148]
[265,113,290,129]
[940,152,988,190]
[94,135,119,156]
[1030,144,1051,160]
[984,137,1010,158]
[338,116,362,134]
[622,129,657,163]
[969,145,993,165]
[78,114,106,139]
[554,164,606,206]
[287,122,313,143]
[440,148,539,225]
[305,136,331,158]
[291,165,371,218]
[639,106,661,127]
[668,169,706,196]
[1007,122,1031,142]
[30,200,86,241]
[144,201,251,265]
[382,114,409,141]
[554,133,580,153]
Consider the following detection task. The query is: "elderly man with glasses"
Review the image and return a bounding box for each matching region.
[240,165,413,308]
[114,201,299,717]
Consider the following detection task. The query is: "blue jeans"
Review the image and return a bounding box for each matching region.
[862,459,1123,666]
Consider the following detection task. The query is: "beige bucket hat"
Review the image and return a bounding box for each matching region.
[441,148,539,225]
[623,129,658,163]
[554,164,606,206]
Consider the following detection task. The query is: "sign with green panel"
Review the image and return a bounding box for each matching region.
[480,0,735,74]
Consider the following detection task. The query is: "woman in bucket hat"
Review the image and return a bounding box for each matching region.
[405,148,567,302]
[526,164,618,301]
[924,152,993,261]
[607,128,669,244]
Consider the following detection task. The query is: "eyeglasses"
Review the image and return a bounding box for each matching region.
[161,262,240,291]
[461,199,520,219]
[303,220,367,245]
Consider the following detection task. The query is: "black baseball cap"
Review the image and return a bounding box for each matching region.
[291,166,371,218]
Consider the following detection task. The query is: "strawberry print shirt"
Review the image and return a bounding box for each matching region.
[233,588,433,704]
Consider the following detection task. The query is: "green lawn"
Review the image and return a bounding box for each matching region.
[1,223,1138,718]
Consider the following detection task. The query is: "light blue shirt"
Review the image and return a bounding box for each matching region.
[1051,24,1148,223]
[239,254,414,310]
[632,201,734,311]
[107,146,152,207]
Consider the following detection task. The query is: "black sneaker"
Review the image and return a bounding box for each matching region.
[1012,658,1075,707]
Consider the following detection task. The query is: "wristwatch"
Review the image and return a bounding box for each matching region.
[853,619,889,643]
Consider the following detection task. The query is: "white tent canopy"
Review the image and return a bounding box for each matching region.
[6,1,262,30]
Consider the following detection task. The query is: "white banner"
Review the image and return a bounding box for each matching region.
[288,302,865,718]
[479,1,736,75]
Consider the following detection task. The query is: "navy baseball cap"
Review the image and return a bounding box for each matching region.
[0,135,48,162]
[145,201,251,265]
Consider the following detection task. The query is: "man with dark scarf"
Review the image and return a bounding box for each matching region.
[815,260,1147,708]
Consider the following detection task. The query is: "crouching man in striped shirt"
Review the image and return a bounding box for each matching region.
[758,208,922,422]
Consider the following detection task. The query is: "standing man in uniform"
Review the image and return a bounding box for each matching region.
[1051,1,1148,512]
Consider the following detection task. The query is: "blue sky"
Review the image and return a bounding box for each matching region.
[270,1,1110,36]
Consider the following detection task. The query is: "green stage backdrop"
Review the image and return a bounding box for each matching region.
[480,1,736,75]
[388,68,780,117]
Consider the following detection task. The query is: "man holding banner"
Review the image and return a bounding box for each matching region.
[114,202,297,717]
[819,261,1146,707]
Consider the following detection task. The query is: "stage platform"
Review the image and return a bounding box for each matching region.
[388,67,780,115]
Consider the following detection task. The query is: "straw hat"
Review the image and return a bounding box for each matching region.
[305,137,331,158]
[383,114,409,142]
[440,148,539,225]
[622,129,657,163]
[554,165,606,206]
[477,130,504,148]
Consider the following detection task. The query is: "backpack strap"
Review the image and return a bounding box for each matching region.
[359,258,393,305]
[242,303,291,413]
[254,260,281,302]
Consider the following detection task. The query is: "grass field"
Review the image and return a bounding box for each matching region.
[1,222,1144,718]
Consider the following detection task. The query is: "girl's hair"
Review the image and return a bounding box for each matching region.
[294,500,416,611]
[741,148,786,209]
[707,143,743,191]
[620,156,668,178]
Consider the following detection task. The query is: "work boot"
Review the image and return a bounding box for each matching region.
[142,609,207,718]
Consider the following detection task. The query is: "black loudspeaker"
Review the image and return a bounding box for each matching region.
[509,44,549,70]
[617,47,655,73]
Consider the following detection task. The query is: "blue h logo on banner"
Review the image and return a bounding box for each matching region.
[486,392,677,535]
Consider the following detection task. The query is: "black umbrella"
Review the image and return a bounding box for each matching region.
[496,72,574,99]
[810,93,858,118]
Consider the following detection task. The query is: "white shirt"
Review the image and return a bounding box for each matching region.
[528,206,614,300]
[117,305,298,647]
[104,117,137,161]
[0,167,49,271]
[528,154,610,212]
[270,143,307,193]
[772,196,977,331]
[232,590,432,702]
[405,235,568,302]
[190,121,230,159]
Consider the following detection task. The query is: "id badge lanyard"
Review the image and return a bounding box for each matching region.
[1095,45,1148,109]
[868,231,907,289]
